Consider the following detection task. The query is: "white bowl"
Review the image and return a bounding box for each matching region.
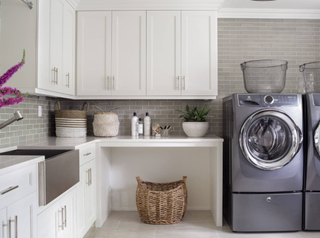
[182,122,209,137]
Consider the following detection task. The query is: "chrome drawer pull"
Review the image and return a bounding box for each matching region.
[83,152,91,156]
[1,186,19,195]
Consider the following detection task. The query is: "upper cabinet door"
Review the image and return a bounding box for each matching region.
[111,11,146,96]
[50,0,64,89]
[147,11,181,96]
[62,2,75,95]
[77,11,112,96]
[181,11,217,96]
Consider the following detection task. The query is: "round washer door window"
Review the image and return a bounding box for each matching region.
[239,109,302,170]
[314,122,320,157]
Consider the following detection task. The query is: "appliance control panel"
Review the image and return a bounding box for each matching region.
[238,94,298,107]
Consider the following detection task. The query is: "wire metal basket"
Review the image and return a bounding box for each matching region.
[299,61,320,93]
[240,59,288,93]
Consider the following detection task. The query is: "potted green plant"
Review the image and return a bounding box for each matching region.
[176,104,213,137]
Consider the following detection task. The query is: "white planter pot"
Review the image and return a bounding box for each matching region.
[182,122,209,137]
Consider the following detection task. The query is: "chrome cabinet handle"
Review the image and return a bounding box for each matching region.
[0,185,19,195]
[3,221,8,238]
[66,73,70,88]
[106,76,109,90]
[182,76,186,90]
[177,76,180,90]
[58,208,64,230]
[89,168,92,186]
[64,205,67,228]
[86,169,89,186]
[83,152,91,156]
[55,68,59,84]
[52,67,56,84]
[112,76,115,90]
[9,216,17,238]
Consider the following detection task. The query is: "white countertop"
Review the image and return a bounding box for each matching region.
[0,155,44,171]
[0,135,223,169]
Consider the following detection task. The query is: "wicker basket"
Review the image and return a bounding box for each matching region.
[92,105,120,137]
[136,176,188,225]
[55,101,89,138]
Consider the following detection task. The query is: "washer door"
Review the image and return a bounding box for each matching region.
[240,109,303,170]
[314,122,320,157]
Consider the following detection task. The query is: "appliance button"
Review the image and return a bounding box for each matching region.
[264,95,274,104]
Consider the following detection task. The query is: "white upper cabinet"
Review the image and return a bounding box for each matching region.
[147,11,217,97]
[62,2,76,95]
[112,11,146,96]
[77,11,112,96]
[77,10,217,99]
[49,0,64,91]
[147,11,181,96]
[181,11,217,96]
[0,0,75,98]
[77,11,146,96]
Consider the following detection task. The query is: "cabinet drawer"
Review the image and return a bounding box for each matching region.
[0,164,37,201]
[79,143,95,165]
[232,193,302,232]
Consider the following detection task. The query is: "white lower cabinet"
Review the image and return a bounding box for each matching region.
[37,187,77,238]
[0,192,37,238]
[77,159,96,238]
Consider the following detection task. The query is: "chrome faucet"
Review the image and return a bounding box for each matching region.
[0,111,23,130]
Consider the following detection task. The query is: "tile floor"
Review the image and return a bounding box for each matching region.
[84,211,320,238]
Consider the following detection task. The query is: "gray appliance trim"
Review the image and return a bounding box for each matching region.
[239,109,303,170]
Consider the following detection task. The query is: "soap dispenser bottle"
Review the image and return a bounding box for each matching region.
[131,112,138,136]
[138,118,143,136]
[144,112,151,136]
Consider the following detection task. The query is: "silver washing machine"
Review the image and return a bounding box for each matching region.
[304,93,320,230]
[223,94,303,232]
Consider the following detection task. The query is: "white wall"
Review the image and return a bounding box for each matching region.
[110,147,211,211]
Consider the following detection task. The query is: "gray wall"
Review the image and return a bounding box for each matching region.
[0,18,319,143]
[0,96,55,147]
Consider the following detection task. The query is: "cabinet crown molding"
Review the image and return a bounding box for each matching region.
[218,8,320,19]
[76,0,224,10]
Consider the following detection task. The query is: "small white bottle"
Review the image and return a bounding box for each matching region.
[138,118,143,135]
[144,112,151,136]
[131,112,139,136]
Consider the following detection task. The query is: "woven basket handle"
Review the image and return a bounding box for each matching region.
[82,102,89,112]
[136,176,141,182]
[92,105,104,113]
[54,101,61,111]
[183,176,187,183]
